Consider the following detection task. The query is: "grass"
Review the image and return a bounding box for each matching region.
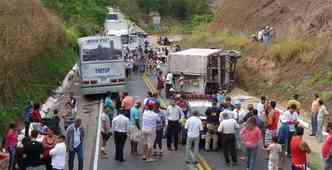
[268,39,313,63]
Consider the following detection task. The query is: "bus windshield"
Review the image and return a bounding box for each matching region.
[82,46,122,62]
[106,14,118,20]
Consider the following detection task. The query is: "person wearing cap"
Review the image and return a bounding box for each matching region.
[232,100,245,123]
[129,102,142,155]
[185,111,203,164]
[166,100,184,151]
[142,101,160,162]
[205,102,221,151]
[218,112,239,166]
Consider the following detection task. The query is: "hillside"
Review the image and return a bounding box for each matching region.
[0,0,106,134]
[183,0,332,113]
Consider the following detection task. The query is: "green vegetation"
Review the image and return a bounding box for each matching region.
[0,0,108,135]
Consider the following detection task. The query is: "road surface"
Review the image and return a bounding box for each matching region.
[98,73,195,170]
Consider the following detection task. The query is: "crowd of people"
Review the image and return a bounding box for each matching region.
[1,94,87,170]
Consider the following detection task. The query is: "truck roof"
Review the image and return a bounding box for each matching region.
[170,48,222,57]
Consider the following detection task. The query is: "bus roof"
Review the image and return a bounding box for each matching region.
[78,36,122,49]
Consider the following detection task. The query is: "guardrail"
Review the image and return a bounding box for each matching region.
[92,100,104,170]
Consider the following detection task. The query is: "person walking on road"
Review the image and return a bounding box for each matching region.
[112,110,130,162]
[310,94,320,136]
[218,112,239,167]
[263,136,282,170]
[166,101,184,151]
[290,127,311,170]
[157,71,165,96]
[101,107,111,158]
[142,102,160,162]
[322,122,332,170]
[130,102,142,155]
[317,100,329,143]
[205,102,220,151]
[185,111,202,164]
[66,119,85,170]
[240,117,262,170]
[49,135,66,170]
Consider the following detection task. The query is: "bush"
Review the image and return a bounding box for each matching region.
[269,39,312,63]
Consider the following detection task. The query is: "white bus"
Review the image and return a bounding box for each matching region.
[77,36,127,95]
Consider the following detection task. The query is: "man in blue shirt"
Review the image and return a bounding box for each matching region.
[130,102,142,154]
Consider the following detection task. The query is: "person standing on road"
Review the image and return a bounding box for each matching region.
[264,101,280,148]
[166,101,184,151]
[4,123,18,170]
[283,104,299,156]
[290,127,311,170]
[165,72,173,99]
[240,117,262,170]
[112,110,130,162]
[218,112,239,167]
[287,94,301,114]
[42,129,56,170]
[22,130,44,170]
[105,92,115,126]
[31,103,42,131]
[121,92,135,118]
[317,100,329,143]
[185,111,203,164]
[153,103,166,156]
[205,102,220,151]
[142,102,160,162]
[66,119,85,170]
[130,102,142,155]
[49,135,66,170]
[322,122,332,170]
[100,107,111,159]
[256,96,267,119]
[23,101,33,137]
[310,94,320,136]
[157,71,165,96]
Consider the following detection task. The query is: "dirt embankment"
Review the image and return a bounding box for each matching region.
[213,0,332,112]
[0,0,65,103]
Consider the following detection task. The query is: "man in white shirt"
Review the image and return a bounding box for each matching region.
[185,111,203,164]
[166,101,184,151]
[283,104,299,155]
[165,72,173,98]
[66,119,84,170]
[142,103,160,162]
[256,96,267,119]
[218,113,239,166]
[232,101,245,123]
[112,111,130,162]
[50,135,66,170]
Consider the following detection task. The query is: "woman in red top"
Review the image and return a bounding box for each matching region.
[291,127,311,170]
[4,123,18,170]
[264,101,280,147]
[42,128,56,170]
[156,71,164,95]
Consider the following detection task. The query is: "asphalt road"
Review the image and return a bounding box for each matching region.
[98,73,194,170]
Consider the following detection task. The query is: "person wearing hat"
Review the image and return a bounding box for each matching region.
[166,100,184,151]
[142,101,160,162]
[218,112,239,166]
[205,102,221,151]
